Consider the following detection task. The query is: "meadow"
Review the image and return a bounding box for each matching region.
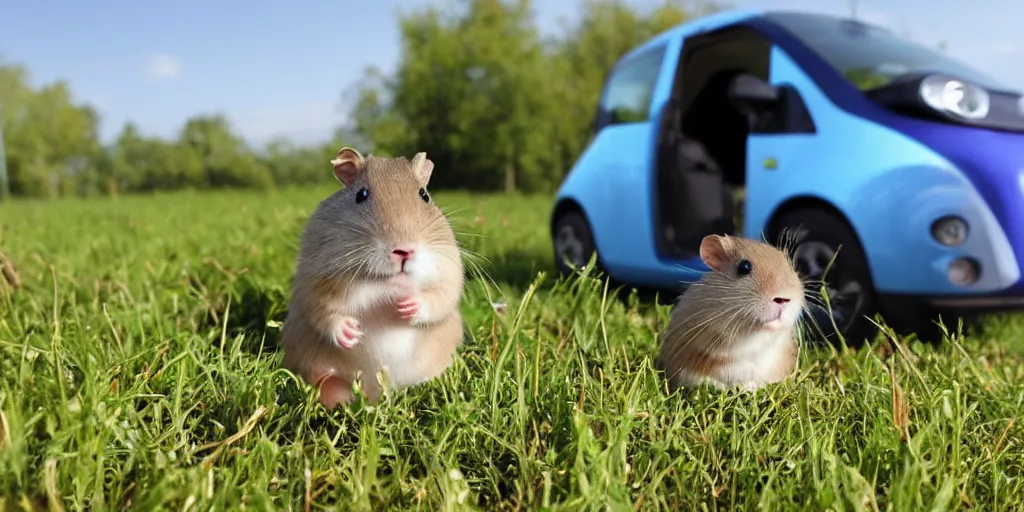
[1,187,1023,511]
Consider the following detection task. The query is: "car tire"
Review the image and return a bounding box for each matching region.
[772,208,879,347]
[552,210,599,278]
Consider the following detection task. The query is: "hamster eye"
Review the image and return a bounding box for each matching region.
[355,187,370,204]
[736,259,753,276]
[418,187,430,203]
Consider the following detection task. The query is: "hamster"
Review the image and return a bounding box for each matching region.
[280,147,465,408]
[655,234,805,392]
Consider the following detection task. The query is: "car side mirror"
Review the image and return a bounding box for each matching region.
[727,73,781,112]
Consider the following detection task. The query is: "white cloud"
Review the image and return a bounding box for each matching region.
[147,53,181,80]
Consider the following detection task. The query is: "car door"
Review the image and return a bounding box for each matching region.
[584,42,676,280]
[742,45,819,239]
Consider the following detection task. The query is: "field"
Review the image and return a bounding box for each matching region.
[1,187,1023,511]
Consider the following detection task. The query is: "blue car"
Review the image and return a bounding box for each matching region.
[549,9,1024,342]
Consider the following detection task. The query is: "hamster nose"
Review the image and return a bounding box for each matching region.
[390,248,414,264]
[773,297,790,305]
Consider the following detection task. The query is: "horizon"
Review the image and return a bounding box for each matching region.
[2,0,1022,148]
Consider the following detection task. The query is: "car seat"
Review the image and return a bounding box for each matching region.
[682,69,750,186]
[677,137,736,235]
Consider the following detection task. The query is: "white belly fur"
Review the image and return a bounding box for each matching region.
[325,322,428,391]
[330,280,431,390]
[709,329,794,390]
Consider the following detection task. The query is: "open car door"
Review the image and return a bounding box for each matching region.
[656,96,735,260]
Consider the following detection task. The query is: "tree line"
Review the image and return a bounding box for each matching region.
[0,0,711,200]
[0,64,351,199]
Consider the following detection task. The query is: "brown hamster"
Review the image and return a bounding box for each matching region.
[655,234,805,391]
[280,147,465,408]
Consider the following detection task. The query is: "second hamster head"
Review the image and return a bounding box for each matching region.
[304,147,460,288]
[697,234,805,333]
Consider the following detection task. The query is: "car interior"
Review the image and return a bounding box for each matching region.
[654,28,773,260]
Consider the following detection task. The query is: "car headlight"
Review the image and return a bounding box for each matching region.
[919,75,990,120]
[931,215,969,246]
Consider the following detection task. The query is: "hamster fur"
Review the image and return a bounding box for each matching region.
[655,234,805,392]
[281,147,464,408]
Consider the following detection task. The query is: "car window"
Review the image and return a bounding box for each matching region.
[600,44,667,125]
[765,12,1010,93]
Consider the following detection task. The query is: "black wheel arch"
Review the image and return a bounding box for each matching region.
[551,198,589,238]
[767,195,887,345]
[550,197,608,272]
[769,197,952,343]
[766,195,874,281]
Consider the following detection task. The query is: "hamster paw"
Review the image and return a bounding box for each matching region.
[332,317,363,348]
[397,296,420,322]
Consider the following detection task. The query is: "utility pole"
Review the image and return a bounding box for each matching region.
[849,0,858,20]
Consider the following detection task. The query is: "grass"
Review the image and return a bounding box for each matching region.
[1,186,1023,511]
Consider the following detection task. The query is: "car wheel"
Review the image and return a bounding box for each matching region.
[773,208,878,346]
[552,210,598,277]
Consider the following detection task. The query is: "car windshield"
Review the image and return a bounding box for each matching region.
[764,12,1011,93]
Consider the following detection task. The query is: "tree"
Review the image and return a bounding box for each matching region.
[547,0,698,170]
[108,122,203,193]
[0,63,102,198]
[0,63,32,201]
[347,0,562,192]
[261,137,339,188]
[453,0,563,192]
[345,0,709,193]
[0,0,718,199]
[346,66,408,158]
[178,114,273,190]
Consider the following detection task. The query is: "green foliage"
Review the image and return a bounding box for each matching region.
[348,0,709,193]
[0,67,343,200]
[0,63,103,198]
[1,188,1023,509]
[350,0,562,192]
[2,0,723,199]
[545,0,702,166]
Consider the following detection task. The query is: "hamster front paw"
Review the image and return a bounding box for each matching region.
[397,295,420,322]
[332,317,363,348]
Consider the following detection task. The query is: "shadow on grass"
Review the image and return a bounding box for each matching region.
[196,275,290,355]
[466,248,554,291]
[233,277,290,352]
[468,247,685,310]
[192,252,973,359]
[210,248,558,357]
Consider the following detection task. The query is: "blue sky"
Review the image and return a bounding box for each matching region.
[2,0,1022,147]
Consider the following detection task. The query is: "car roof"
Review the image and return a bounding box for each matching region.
[619,8,870,64]
[619,8,764,61]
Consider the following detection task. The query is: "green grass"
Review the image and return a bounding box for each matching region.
[1,187,1023,510]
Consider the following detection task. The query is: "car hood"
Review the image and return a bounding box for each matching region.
[897,120,1024,290]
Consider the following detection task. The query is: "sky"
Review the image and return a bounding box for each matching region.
[1,0,1022,147]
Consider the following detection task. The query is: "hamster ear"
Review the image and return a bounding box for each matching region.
[699,234,734,273]
[410,151,434,186]
[330,147,363,187]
